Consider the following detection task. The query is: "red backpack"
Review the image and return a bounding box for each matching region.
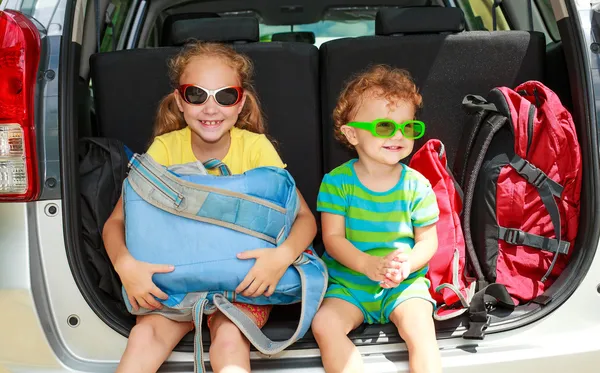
[409,139,475,321]
[454,81,582,339]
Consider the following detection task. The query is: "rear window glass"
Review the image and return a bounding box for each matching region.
[537,0,560,41]
[457,0,510,31]
[222,8,377,47]
[101,0,135,52]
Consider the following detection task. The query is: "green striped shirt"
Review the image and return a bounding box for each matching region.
[317,159,439,278]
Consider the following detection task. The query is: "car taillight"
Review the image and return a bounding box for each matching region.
[0,10,40,201]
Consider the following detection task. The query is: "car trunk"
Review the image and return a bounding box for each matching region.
[59,0,598,356]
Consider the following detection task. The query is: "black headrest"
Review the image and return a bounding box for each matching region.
[161,13,219,45]
[376,7,465,36]
[271,31,315,44]
[165,17,260,46]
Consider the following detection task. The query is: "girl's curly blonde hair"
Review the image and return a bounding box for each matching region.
[333,65,423,148]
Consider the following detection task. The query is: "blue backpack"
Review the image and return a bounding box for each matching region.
[122,153,327,372]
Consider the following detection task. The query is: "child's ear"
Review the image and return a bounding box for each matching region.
[173,90,184,113]
[340,125,359,146]
[237,92,247,115]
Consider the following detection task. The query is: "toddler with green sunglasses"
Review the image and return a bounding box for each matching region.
[312,65,442,373]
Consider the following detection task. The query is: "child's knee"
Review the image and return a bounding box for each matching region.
[392,309,436,346]
[311,309,330,337]
[128,323,161,350]
[390,299,433,325]
[311,307,352,338]
[401,318,434,341]
[210,320,249,355]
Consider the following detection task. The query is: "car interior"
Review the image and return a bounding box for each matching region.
[65,0,593,355]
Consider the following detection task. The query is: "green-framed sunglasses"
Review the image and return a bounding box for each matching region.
[345,118,426,140]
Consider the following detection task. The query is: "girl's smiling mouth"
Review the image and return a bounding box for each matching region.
[199,119,224,128]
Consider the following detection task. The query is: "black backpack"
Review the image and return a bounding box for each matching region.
[78,137,131,307]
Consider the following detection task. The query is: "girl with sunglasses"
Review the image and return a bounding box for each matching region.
[103,41,316,373]
[312,65,442,373]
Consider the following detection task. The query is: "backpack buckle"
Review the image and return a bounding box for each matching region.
[463,315,491,340]
[512,157,548,189]
[530,169,548,189]
[504,228,525,245]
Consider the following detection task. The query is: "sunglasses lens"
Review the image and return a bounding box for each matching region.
[215,87,240,106]
[404,121,424,139]
[184,86,208,104]
[375,121,396,137]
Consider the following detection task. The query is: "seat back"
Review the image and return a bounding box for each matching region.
[90,42,322,215]
[320,7,545,171]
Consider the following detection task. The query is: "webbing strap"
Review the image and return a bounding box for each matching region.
[498,227,569,255]
[508,155,568,281]
[461,94,499,114]
[192,297,209,373]
[461,113,508,282]
[509,155,563,197]
[213,254,328,355]
[189,254,327,372]
[463,283,515,340]
[203,158,232,176]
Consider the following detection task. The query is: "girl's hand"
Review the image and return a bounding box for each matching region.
[235,248,294,297]
[115,253,174,311]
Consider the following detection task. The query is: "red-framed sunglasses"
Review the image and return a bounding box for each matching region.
[177,85,244,107]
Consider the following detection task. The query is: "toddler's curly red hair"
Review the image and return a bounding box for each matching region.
[333,65,423,148]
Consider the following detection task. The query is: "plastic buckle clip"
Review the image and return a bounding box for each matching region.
[504,228,525,246]
[514,159,547,189]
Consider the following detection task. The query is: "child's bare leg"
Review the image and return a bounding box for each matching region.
[116,314,193,373]
[208,306,267,373]
[311,298,365,373]
[389,299,441,373]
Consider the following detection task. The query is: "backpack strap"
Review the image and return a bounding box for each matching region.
[455,95,500,187]
[190,254,328,373]
[507,154,569,281]
[461,94,499,114]
[460,110,516,340]
[498,227,569,255]
[462,283,515,340]
[461,112,508,282]
[212,253,327,355]
[192,295,210,373]
[509,155,563,199]
[203,158,232,176]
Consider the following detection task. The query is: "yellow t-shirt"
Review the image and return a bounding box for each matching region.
[146,126,285,174]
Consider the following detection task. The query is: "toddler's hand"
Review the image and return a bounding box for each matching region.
[380,258,411,289]
[115,253,173,311]
[379,249,410,288]
[363,248,405,284]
